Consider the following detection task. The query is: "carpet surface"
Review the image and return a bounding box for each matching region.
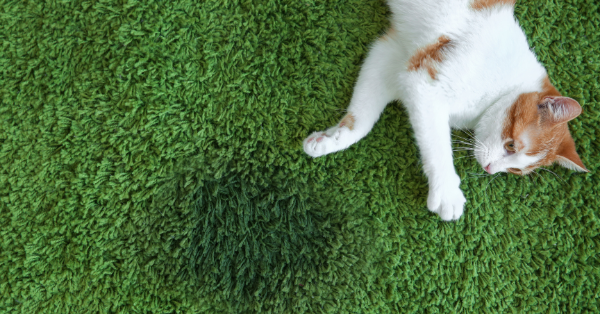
[1,0,600,313]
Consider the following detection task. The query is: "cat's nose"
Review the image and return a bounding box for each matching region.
[484,164,492,174]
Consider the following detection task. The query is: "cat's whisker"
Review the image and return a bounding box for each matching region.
[464,129,489,150]
[466,129,480,140]
[484,173,502,197]
[453,129,468,138]
[463,129,477,140]
[452,140,473,144]
[468,172,488,178]
[453,148,475,152]
[470,149,486,156]
[538,167,566,184]
[531,169,545,183]
[452,135,475,141]
[452,140,475,146]
[526,172,535,183]
[454,138,476,147]
[472,137,489,151]
[453,135,477,146]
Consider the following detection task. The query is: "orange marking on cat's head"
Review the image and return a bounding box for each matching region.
[502,77,588,174]
[408,36,453,80]
[471,0,516,11]
[339,113,356,130]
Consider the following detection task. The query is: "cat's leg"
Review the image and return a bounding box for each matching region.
[303,38,398,157]
[405,102,466,220]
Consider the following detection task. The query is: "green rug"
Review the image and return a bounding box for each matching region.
[1,0,599,313]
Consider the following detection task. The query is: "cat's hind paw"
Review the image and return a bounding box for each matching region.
[427,183,466,221]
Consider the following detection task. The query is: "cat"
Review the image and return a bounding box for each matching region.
[303,0,588,221]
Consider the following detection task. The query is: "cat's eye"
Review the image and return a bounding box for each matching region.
[504,141,516,152]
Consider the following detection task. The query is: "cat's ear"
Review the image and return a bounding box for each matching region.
[538,96,582,124]
[555,134,589,172]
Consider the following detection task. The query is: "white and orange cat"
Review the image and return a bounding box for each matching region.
[303,0,588,220]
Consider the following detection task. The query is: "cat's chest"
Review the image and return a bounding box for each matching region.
[445,88,509,129]
[448,101,487,129]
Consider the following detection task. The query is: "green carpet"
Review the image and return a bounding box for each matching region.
[1,0,599,313]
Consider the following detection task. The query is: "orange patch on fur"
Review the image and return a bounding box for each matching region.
[379,27,396,42]
[471,0,516,10]
[407,36,453,80]
[542,76,561,97]
[502,76,586,173]
[339,113,356,130]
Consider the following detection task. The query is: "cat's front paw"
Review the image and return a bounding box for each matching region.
[427,181,466,221]
[303,126,352,158]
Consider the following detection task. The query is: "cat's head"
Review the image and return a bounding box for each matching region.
[474,78,588,175]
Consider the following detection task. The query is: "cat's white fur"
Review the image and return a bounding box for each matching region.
[303,0,553,220]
